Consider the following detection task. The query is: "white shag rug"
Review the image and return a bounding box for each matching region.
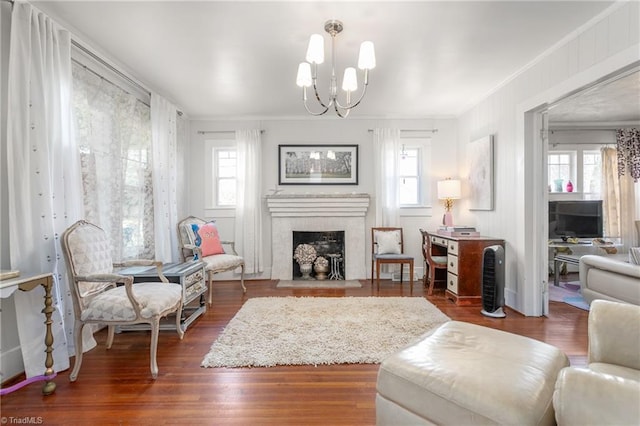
[201,296,450,368]
[276,280,362,288]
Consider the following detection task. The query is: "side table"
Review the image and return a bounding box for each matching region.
[0,272,56,395]
[117,262,207,331]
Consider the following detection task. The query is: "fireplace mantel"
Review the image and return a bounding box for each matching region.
[266,193,370,217]
[267,193,370,280]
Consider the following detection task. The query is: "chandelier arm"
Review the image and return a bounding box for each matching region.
[333,102,350,118]
[302,87,329,116]
[334,82,369,111]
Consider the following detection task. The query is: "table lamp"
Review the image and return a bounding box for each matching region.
[437,179,461,227]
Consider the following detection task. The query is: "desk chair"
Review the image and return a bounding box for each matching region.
[420,229,448,295]
[371,227,414,290]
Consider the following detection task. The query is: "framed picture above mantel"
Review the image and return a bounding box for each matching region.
[278,144,358,185]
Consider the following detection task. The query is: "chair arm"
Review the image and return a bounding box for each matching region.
[553,367,640,426]
[113,260,169,283]
[75,273,133,285]
[183,244,203,259]
[588,300,640,369]
[220,241,238,255]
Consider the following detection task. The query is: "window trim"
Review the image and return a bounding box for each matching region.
[398,138,432,211]
[204,139,237,213]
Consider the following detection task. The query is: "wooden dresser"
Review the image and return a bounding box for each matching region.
[428,232,505,306]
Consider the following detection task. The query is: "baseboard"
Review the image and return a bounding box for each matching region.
[0,345,25,385]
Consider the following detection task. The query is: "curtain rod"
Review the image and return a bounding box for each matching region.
[71,40,183,116]
[368,129,438,133]
[550,127,637,132]
[198,130,265,135]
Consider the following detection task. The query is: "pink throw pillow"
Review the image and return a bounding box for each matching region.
[198,223,225,257]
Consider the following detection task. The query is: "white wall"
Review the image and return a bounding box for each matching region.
[457,1,640,315]
[188,117,458,280]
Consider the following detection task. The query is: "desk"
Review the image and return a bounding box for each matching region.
[428,232,505,306]
[0,273,56,395]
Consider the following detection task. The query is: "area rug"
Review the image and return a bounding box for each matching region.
[549,281,589,311]
[201,296,450,368]
[276,280,362,289]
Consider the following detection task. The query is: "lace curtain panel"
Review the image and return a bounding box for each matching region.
[616,128,640,182]
[72,63,155,261]
[602,146,638,250]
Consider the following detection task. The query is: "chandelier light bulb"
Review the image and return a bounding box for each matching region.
[358,41,376,70]
[296,62,312,87]
[305,34,325,64]
[342,67,357,92]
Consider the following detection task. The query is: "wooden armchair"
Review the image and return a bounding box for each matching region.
[371,227,414,290]
[61,220,184,381]
[177,216,245,305]
[420,229,448,295]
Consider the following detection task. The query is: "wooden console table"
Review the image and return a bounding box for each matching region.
[428,232,505,306]
[0,272,56,395]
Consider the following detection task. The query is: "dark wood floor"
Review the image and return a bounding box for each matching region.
[1,279,588,425]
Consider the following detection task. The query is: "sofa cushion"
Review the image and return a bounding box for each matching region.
[377,321,569,425]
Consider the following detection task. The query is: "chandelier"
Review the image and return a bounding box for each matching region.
[296,20,375,118]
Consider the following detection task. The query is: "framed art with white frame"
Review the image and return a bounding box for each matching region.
[278,144,358,185]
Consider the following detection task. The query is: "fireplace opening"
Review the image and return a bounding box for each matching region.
[292,231,345,280]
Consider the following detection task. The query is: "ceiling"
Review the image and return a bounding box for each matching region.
[33,1,619,120]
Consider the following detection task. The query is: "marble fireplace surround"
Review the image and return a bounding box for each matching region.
[267,193,370,280]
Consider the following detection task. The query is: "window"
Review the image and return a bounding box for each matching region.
[582,151,601,197]
[215,148,237,206]
[72,62,154,260]
[397,138,431,208]
[548,152,573,191]
[547,148,602,199]
[398,146,420,205]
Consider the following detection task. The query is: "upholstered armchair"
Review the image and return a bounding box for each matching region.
[553,300,640,425]
[177,216,245,305]
[61,220,184,381]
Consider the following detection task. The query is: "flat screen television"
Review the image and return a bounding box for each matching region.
[549,200,603,239]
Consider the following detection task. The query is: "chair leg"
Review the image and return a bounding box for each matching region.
[400,264,404,283]
[175,302,185,340]
[70,322,84,382]
[428,264,436,296]
[106,325,115,349]
[376,262,381,290]
[207,271,214,306]
[240,264,246,293]
[409,260,414,292]
[149,319,160,379]
[370,260,374,286]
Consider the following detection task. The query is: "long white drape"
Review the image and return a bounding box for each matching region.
[151,94,179,262]
[7,2,86,377]
[602,146,638,251]
[373,128,401,226]
[235,130,264,273]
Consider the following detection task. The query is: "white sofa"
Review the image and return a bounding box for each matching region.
[553,300,640,425]
[579,254,640,305]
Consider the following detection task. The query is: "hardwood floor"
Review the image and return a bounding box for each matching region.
[1,279,588,425]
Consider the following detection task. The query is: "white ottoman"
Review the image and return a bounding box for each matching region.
[376,321,569,425]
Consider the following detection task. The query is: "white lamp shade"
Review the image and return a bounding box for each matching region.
[296,62,312,87]
[437,179,461,199]
[342,67,358,91]
[358,41,376,70]
[305,34,324,64]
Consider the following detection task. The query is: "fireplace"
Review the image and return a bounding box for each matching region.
[266,193,370,280]
[292,231,345,280]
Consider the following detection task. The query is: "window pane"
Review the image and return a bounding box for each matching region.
[399,177,418,205]
[583,151,601,195]
[218,177,236,206]
[399,149,418,175]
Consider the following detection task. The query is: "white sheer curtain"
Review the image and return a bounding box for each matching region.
[373,128,401,226]
[602,146,639,251]
[235,130,264,274]
[151,94,179,262]
[7,2,85,377]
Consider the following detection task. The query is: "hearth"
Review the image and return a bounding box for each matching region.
[292,231,345,280]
